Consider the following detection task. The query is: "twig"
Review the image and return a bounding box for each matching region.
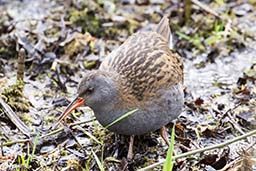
[222,103,252,143]
[75,126,102,145]
[1,118,96,147]
[219,141,256,171]
[1,139,30,146]
[138,129,256,171]
[17,48,25,81]
[0,97,31,137]
[219,157,242,171]
[223,103,244,135]
[191,0,228,21]
[70,118,95,127]
[227,112,245,135]
[41,117,96,139]
[65,123,87,157]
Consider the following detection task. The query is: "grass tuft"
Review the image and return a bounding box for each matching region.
[163,126,175,171]
[92,151,105,171]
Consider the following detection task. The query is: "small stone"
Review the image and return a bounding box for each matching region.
[136,0,149,5]
[233,3,253,16]
[121,0,135,5]
[149,0,165,4]
[217,103,225,111]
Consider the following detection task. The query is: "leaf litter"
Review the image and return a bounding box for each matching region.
[0,0,256,170]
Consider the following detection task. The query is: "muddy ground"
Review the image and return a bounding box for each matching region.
[0,0,256,171]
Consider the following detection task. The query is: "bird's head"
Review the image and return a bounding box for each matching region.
[52,70,118,127]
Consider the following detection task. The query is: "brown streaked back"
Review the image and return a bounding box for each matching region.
[100,19,183,102]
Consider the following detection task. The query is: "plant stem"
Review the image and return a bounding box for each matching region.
[1,118,96,147]
[138,129,256,171]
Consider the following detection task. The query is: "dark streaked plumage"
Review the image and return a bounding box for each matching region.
[100,31,183,102]
[54,16,184,136]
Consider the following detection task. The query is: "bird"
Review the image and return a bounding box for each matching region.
[53,16,184,160]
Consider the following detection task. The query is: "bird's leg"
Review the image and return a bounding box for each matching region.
[160,126,170,146]
[127,135,134,160]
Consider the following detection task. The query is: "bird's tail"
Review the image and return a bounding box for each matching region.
[155,16,173,49]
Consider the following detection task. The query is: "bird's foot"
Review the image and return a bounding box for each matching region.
[160,126,170,146]
[127,135,134,161]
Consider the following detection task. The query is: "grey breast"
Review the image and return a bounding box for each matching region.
[94,83,184,135]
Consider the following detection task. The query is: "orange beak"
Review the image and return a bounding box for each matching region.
[52,96,85,129]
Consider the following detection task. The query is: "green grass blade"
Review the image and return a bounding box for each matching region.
[175,31,191,41]
[25,143,30,167]
[78,126,102,145]
[26,134,39,167]
[92,151,105,171]
[31,134,39,158]
[105,109,138,129]
[20,153,25,166]
[163,126,175,171]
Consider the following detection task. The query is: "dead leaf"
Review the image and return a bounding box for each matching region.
[63,32,96,57]
[195,97,204,106]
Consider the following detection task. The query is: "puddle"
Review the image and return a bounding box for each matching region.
[184,47,256,98]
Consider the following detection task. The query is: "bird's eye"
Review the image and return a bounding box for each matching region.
[86,87,94,94]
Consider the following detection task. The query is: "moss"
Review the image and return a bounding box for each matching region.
[0,47,16,59]
[21,113,32,123]
[93,121,106,140]
[1,80,31,112]
[69,9,104,37]
[44,116,56,122]
[68,8,134,39]
[83,60,97,69]
[45,27,60,38]
[176,16,243,54]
